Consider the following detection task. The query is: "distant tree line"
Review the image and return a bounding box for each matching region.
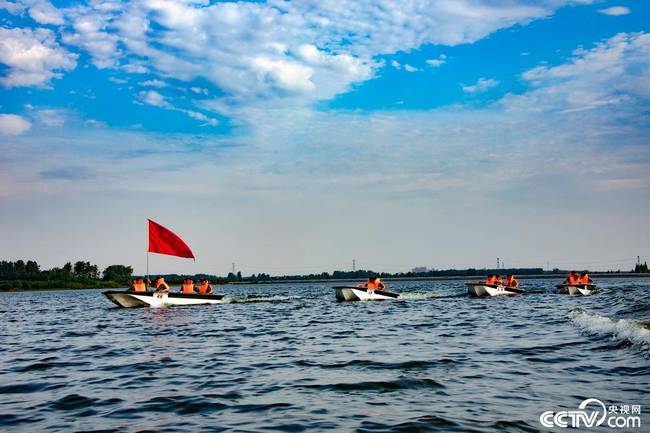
[0,260,133,291]
[634,262,649,273]
[147,267,549,285]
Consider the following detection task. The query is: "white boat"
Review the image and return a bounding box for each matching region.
[333,286,399,301]
[556,284,596,296]
[103,290,224,308]
[466,282,524,297]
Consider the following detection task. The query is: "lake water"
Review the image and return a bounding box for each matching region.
[1,278,648,432]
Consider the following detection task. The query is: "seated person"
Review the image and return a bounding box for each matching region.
[494,274,503,286]
[578,272,592,285]
[198,279,213,295]
[130,277,147,292]
[181,279,196,294]
[505,275,519,288]
[563,272,579,285]
[154,277,170,293]
[485,274,496,285]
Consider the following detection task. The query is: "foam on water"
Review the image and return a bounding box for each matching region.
[222,294,302,304]
[569,310,650,351]
[398,291,439,300]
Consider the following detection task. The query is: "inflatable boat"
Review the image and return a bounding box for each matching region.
[556,284,596,296]
[333,286,399,301]
[466,283,524,297]
[103,290,224,308]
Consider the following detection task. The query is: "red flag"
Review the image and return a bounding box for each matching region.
[148,219,195,259]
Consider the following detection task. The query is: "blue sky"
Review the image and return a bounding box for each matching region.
[0,0,649,275]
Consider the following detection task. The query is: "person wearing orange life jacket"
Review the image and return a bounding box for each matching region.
[578,272,592,285]
[563,271,579,285]
[506,275,519,288]
[198,279,213,295]
[485,274,496,285]
[494,274,503,286]
[154,277,170,292]
[130,277,147,292]
[359,277,385,292]
[181,279,195,294]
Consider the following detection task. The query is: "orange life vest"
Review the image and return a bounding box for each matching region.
[198,282,210,294]
[567,274,578,285]
[506,276,519,288]
[155,278,169,290]
[485,276,496,285]
[366,280,377,289]
[494,276,503,285]
[579,274,591,284]
[134,282,146,292]
[181,282,195,294]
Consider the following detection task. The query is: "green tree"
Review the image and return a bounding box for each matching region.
[102,265,133,284]
[25,260,40,275]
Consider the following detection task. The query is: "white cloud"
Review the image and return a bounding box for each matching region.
[598,6,631,16]
[48,0,580,108]
[139,79,167,88]
[0,0,24,14]
[0,113,31,135]
[37,108,66,126]
[190,86,208,95]
[108,76,127,84]
[184,109,218,126]
[503,32,650,112]
[27,0,64,25]
[403,64,418,72]
[426,54,447,67]
[391,60,401,69]
[61,10,120,69]
[137,89,218,126]
[137,90,172,108]
[0,27,77,88]
[462,77,499,93]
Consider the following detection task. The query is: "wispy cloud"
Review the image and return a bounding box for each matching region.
[137,90,218,126]
[426,54,447,68]
[462,77,499,93]
[37,109,66,127]
[598,6,631,16]
[39,166,94,180]
[139,79,167,88]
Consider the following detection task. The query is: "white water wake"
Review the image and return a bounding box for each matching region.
[222,295,303,304]
[569,310,650,351]
[398,291,439,300]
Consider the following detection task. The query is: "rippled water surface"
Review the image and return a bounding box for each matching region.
[1,278,649,432]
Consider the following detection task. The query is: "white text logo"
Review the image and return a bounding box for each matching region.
[540,398,642,429]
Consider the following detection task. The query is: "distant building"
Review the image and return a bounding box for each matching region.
[411,266,428,273]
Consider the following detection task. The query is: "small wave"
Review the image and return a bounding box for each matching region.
[295,358,459,370]
[222,295,302,304]
[398,291,439,300]
[569,310,650,352]
[301,377,445,393]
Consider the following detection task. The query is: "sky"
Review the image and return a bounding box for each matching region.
[0,0,649,276]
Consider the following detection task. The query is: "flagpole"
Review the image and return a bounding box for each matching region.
[146,219,150,287]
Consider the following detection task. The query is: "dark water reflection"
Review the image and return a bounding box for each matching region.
[1,279,648,432]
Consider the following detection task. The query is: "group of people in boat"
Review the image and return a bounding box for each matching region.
[129,276,214,295]
[484,274,519,288]
[130,271,592,297]
[562,271,592,285]
[357,277,386,292]
[481,271,593,290]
